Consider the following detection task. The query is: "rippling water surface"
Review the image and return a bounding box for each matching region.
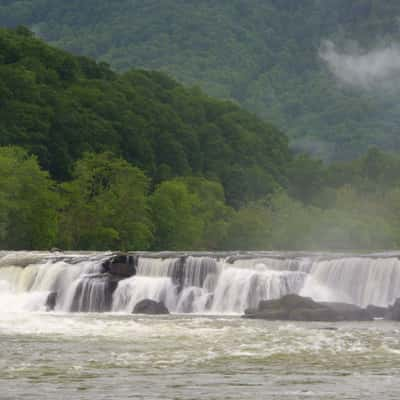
[1,313,400,399]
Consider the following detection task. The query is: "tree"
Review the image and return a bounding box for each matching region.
[223,204,272,250]
[59,152,153,250]
[180,177,234,249]
[0,146,60,249]
[150,179,203,250]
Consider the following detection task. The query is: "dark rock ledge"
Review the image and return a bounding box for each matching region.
[132,299,170,315]
[243,294,373,322]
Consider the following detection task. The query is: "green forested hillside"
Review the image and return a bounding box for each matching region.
[3,28,400,251]
[1,0,400,160]
[0,27,289,207]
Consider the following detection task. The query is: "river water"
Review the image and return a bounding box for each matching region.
[1,312,400,399]
[2,251,400,399]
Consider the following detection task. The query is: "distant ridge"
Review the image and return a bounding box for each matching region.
[2,0,400,159]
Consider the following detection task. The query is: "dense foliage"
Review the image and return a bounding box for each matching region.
[2,145,400,251]
[0,147,59,250]
[2,1,400,159]
[2,27,400,252]
[0,27,289,207]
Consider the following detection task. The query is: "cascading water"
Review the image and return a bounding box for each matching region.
[1,251,400,314]
[300,257,400,307]
[0,252,112,312]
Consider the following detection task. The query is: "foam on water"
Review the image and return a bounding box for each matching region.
[1,310,400,399]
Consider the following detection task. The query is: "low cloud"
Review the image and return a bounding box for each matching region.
[320,40,400,89]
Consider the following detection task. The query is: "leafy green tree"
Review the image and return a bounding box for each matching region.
[150,180,203,250]
[223,204,272,250]
[287,155,325,204]
[59,152,153,250]
[0,146,60,249]
[180,177,234,249]
[268,192,318,250]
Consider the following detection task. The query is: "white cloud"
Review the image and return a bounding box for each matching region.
[320,40,400,89]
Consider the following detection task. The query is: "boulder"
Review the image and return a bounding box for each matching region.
[102,254,136,277]
[132,299,170,315]
[366,304,387,319]
[320,302,371,321]
[244,294,372,322]
[385,298,400,320]
[45,291,57,311]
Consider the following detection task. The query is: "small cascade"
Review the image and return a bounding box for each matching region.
[63,274,117,312]
[229,257,311,272]
[181,256,219,288]
[112,276,178,312]
[136,257,179,277]
[111,256,306,313]
[0,252,115,312]
[301,257,400,307]
[211,266,306,313]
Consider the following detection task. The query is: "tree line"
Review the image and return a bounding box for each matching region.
[3,145,400,251]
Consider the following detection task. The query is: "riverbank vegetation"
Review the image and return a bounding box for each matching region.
[1,27,400,251]
[2,143,400,252]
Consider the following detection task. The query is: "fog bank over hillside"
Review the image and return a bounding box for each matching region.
[320,40,400,89]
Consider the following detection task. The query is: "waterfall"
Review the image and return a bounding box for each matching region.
[0,252,110,312]
[301,257,400,307]
[1,251,400,314]
[111,257,307,313]
[211,267,306,313]
[112,276,178,312]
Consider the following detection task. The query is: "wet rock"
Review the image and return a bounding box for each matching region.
[320,302,371,321]
[45,291,57,311]
[132,299,170,315]
[102,254,136,277]
[385,298,400,320]
[366,304,387,319]
[169,256,186,291]
[244,294,372,322]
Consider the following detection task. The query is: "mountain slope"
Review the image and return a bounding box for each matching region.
[0,27,290,206]
[2,0,400,159]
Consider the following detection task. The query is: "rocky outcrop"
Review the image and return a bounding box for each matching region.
[132,299,170,315]
[244,294,373,322]
[366,304,387,319]
[45,291,57,311]
[385,298,400,320]
[320,302,371,321]
[102,254,136,277]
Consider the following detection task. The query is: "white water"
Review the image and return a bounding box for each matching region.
[301,257,400,307]
[1,252,400,314]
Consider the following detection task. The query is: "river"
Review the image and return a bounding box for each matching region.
[1,251,400,399]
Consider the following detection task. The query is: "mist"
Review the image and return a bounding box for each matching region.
[320,40,400,89]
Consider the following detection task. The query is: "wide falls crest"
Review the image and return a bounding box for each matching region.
[1,251,400,314]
